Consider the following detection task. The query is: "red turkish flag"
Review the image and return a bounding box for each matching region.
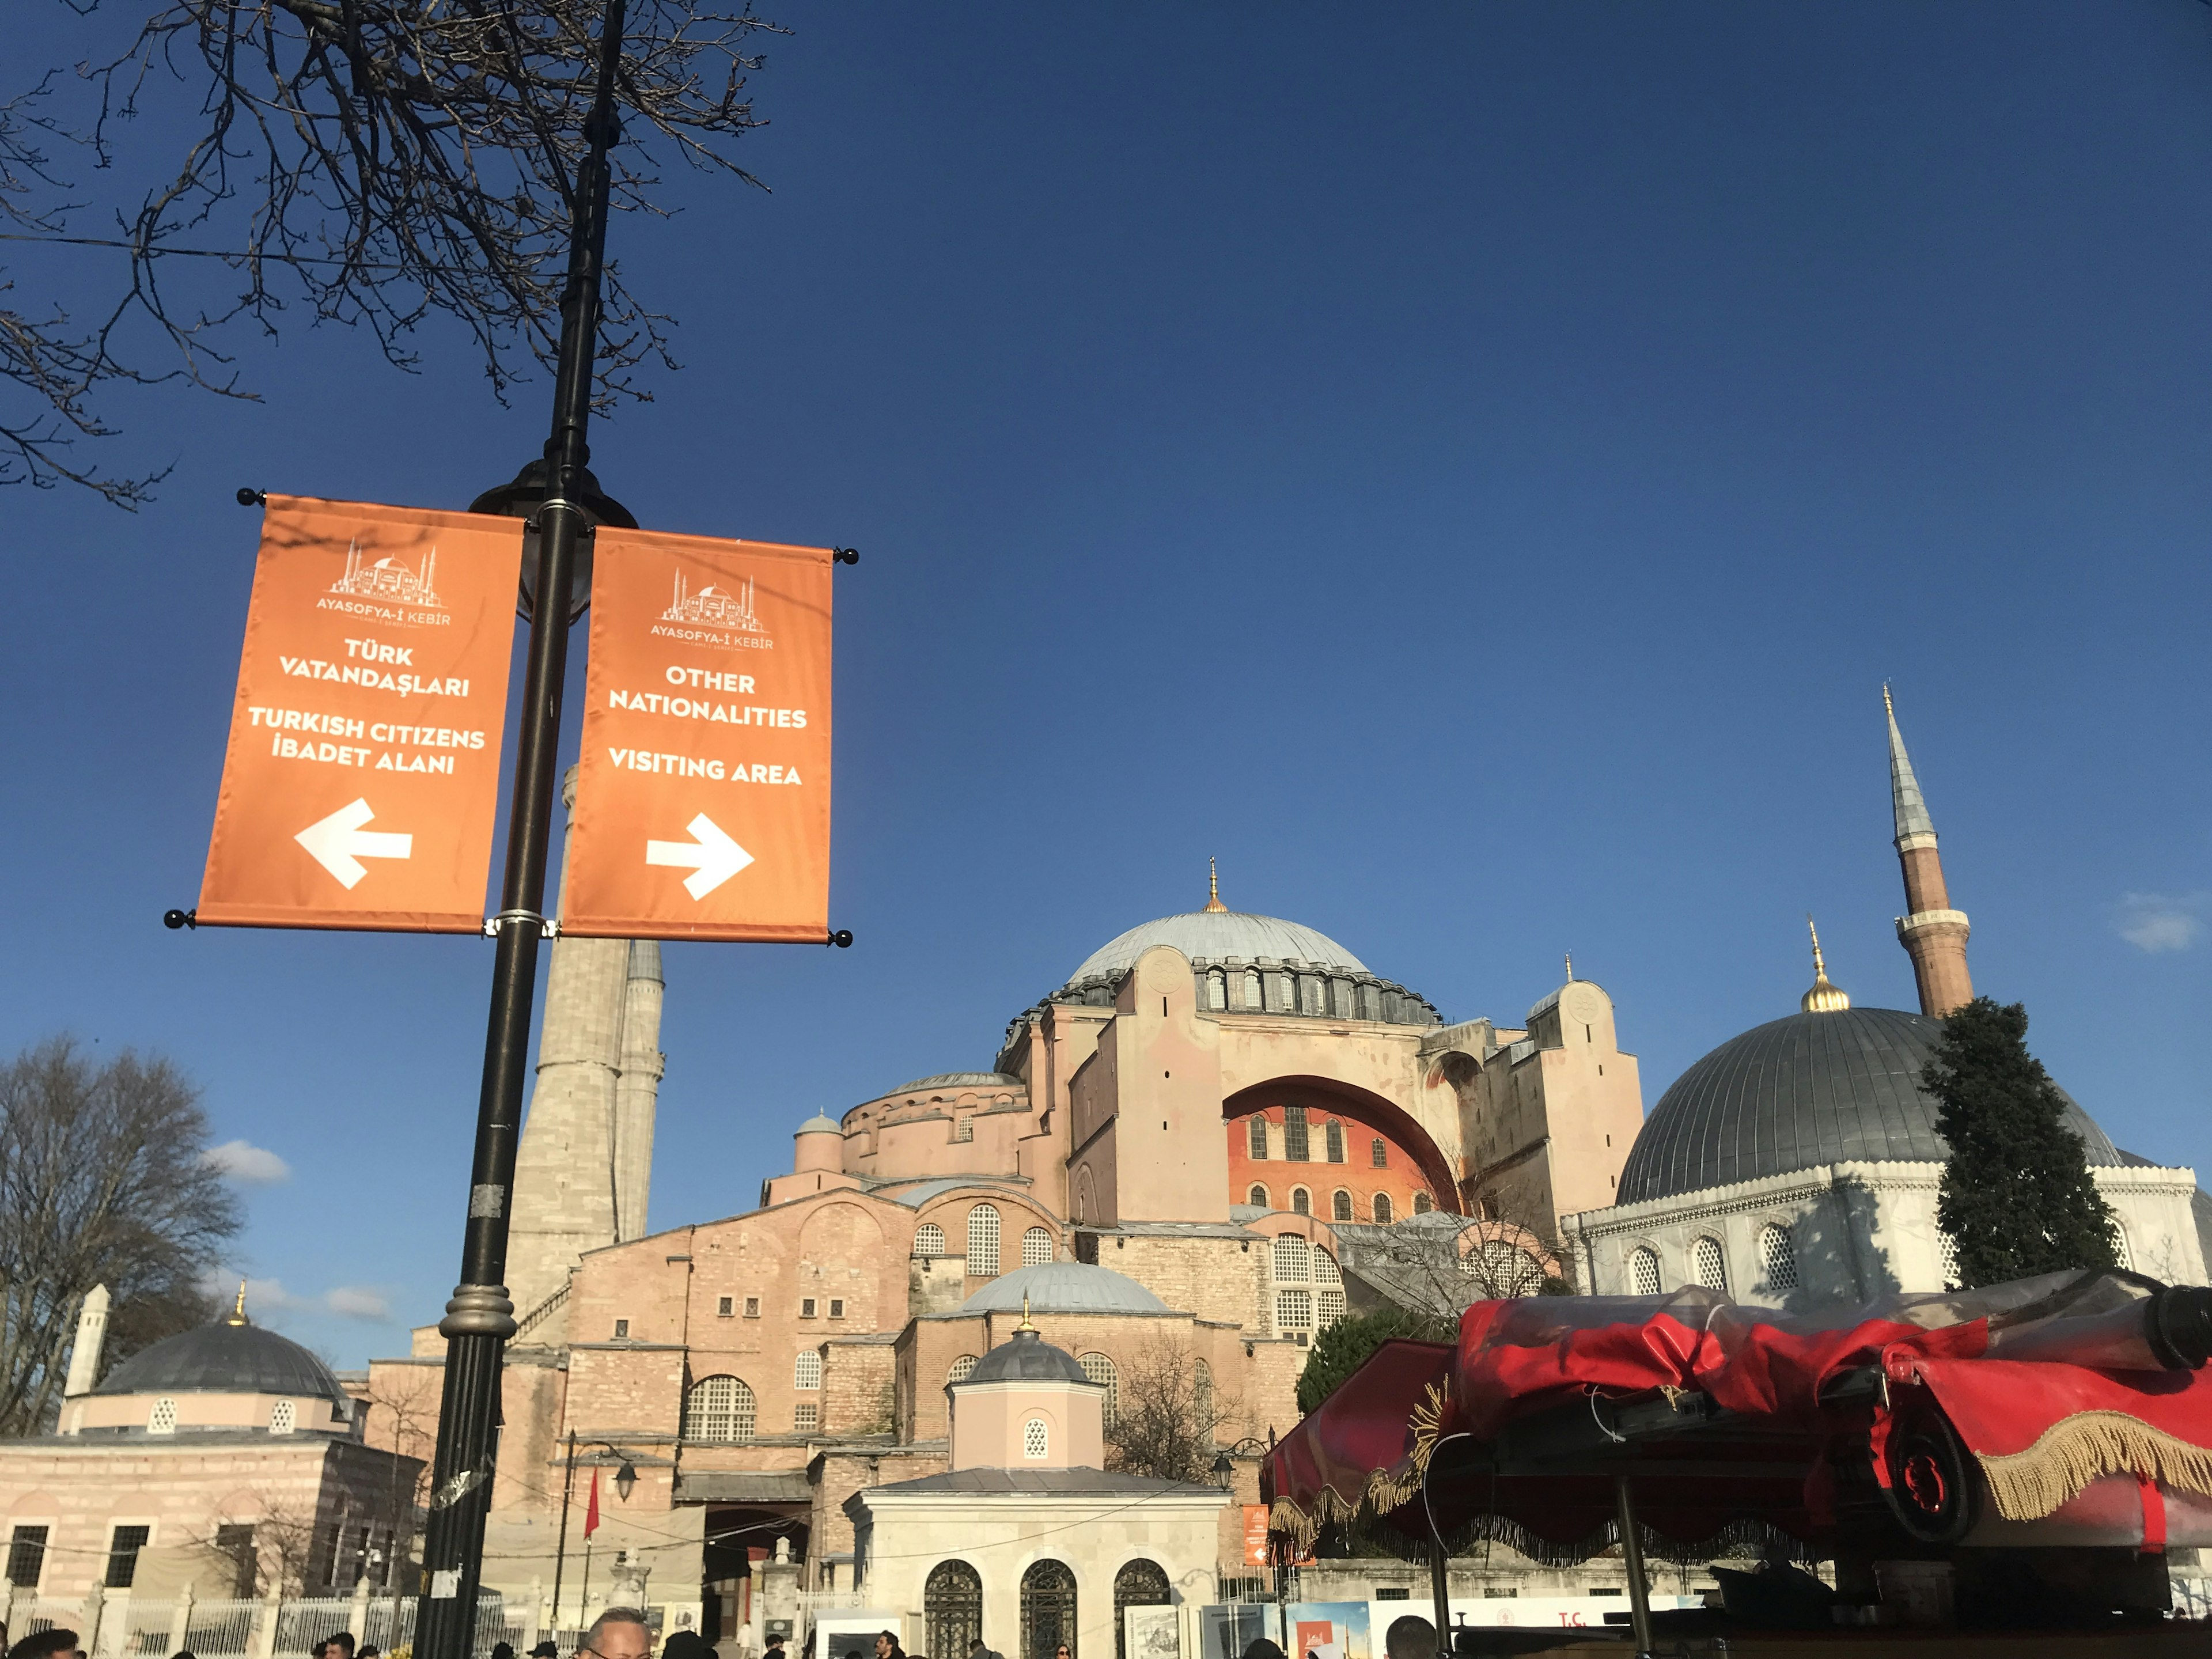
[584,1467,601,1537]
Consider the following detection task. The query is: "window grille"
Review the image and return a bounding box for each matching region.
[1275,1289,1313,1332]
[1938,1232,1960,1289]
[925,1559,984,1659]
[795,1402,819,1433]
[1248,1184,1269,1208]
[1243,970,1263,1010]
[613,1319,630,1339]
[1630,1247,1661,1297]
[1022,1226,1053,1266]
[829,1298,845,1318]
[1080,1353,1119,1423]
[717,1295,735,1317]
[1371,1138,1388,1169]
[269,1399,295,1434]
[1758,1224,1798,1291]
[1317,1289,1347,1329]
[1247,1117,1268,1159]
[684,1374,756,1442]
[1332,1190,1353,1221]
[954,1116,974,1143]
[968,1205,1001,1276]
[148,1397,177,1435]
[1411,1192,1433,1214]
[744,1297,760,1317]
[1283,1107,1310,1161]
[1194,1360,1214,1433]
[1291,1187,1310,1215]
[1691,1236,1726,1291]
[1312,1248,1342,1285]
[105,1525,150,1589]
[795,1351,822,1389]
[1372,1193,1393,1223]
[1113,1560,1172,1659]
[800,1299,817,1319]
[1272,1235,1308,1281]
[1023,1418,1050,1460]
[7,1526,47,1589]
[1324,1120,1346,1162]
[915,1222,945,1257]
[948,1355,978,1385]
[1207,971,1227,1010]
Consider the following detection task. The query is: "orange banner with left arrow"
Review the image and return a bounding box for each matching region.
[195,495,525,932]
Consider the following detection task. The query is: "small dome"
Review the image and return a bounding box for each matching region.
[959,1262,1169,1316]
[1618,1005,2122,1204]
[960,1327,1093,1386]
[796,1113,842,1134]
[93,1312,349,1408]
[1065,911,1368,990]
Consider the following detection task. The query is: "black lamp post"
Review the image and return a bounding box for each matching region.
[412,5,631,1656]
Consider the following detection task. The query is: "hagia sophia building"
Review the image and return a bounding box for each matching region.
[344,691,2209,1636]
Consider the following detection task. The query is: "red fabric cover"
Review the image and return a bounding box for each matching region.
[1899,1354,2209,1459]
[1260,1338,1450,1519]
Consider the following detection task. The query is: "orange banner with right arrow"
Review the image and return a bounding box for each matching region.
[560,527,834,941]
[195,495,525,932]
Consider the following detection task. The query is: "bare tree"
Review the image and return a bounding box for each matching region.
[1104,1336,1244,1485]
[0,1037,239,1434]
[1329,1210,1569,1325]
[4,0,778,502]
[191,1491,328,1596]
[360,1373,438,1589]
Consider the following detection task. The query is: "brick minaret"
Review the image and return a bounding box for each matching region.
[1887,687,1974,1016]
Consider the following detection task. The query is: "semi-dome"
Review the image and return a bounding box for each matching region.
[93,1309,350,1408]
[958,1262,1169,1316]
[961,1325,1094,1386]
[1065,910,1368,991]
[1618,1005,2122,1205]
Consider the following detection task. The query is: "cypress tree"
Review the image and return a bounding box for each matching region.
[1924,997,2119,1289]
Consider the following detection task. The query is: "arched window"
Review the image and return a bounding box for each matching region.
[1372,1193,1393,1224]
[1691,1236,1726,1291]
[967,1205,1001,1276]
[1283,1107,1310,1161]
[148,1397,177,1435]
[268,1399,296,1435]
[1477,1241,1542,1298]
[1411,1191,1433,1215]
[1324,1120,1346,1163]
[1370,1138,1388,1169]
[1022,1226,1054,1267]
[1242,969,1263,1011]
[1331,1189,1353,1221]
[1630,1247,1661,1297]
[1247,1117,1268,1159]
[1272,1235,1309,1281]
[1023,1417,1050,1460]
[948,1355,979,1385]
[1312,1248,1341,1285]
[1080,1353,1119,1424]
[1291,1187,1311,1215]
[1758,1224,1798,1291]
[1247,1184,1269,1209]
[683,1374,756,1443]
[925,1559,983,1659]
[1206,970,1227,1010]
[1021,1559,1078,1659]
[1113,1560,1172,1659]
[794,1351,821,1389]
[914,1222,945,1257]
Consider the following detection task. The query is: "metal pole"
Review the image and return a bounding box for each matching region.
[1612,1474,1653,1659]
[552,1431,576,1630]
[1425,1540,1450,1659]
[414,6,628,1657]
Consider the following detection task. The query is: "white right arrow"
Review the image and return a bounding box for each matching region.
[646,812,755,899]
[296,798,413,889]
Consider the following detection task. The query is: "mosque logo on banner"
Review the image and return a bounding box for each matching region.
[653,567,772,652]
[320,539,450,628]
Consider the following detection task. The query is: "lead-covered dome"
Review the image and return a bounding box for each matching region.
[1618,1005,2121,1205]
[962,1327,1094,1385]
[1064,910,1368,991]
[93,1312,350,1408]
[959,1262,1169,1316]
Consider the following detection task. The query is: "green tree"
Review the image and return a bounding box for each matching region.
[1296,1305,1453,1415]
[1925,997,2119,1289]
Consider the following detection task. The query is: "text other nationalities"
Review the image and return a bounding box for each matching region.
[607,688,806,727]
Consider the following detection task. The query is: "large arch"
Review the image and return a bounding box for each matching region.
[1222,1076,1462,1214]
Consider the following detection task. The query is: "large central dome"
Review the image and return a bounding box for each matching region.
[1618,1005,2121,1205]
[1063,910,1367,992]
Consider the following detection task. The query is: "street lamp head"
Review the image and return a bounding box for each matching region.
[1211,1450,1234,1488]
[471,457,639,623]
[615,1457,638,1502]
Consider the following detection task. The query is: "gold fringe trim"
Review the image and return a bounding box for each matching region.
[1268,1378,1451,1548]
[1975,1410,2212,1521]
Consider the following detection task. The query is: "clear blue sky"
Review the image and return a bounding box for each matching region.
[6,2,2212,1367]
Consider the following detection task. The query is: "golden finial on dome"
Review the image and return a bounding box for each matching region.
[225,1280,249,1325]
[1017,1291,1036,1332]
[1801,916,1851,1013]
[1203,857,1228,914]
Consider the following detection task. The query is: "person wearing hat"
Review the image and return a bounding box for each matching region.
[529,1644,559,1659]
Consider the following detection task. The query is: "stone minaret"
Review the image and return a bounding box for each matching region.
[1887,687,1974,1016]
[507,770,666,1323]
[62,1284,108,1398]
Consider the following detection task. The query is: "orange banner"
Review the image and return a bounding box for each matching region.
[1244,1504,1270,1566]
[196,495,524,932]
[562,528,833,941]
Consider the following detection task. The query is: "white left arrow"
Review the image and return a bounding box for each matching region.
[295,798,414,889]
[646,812,755,899]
